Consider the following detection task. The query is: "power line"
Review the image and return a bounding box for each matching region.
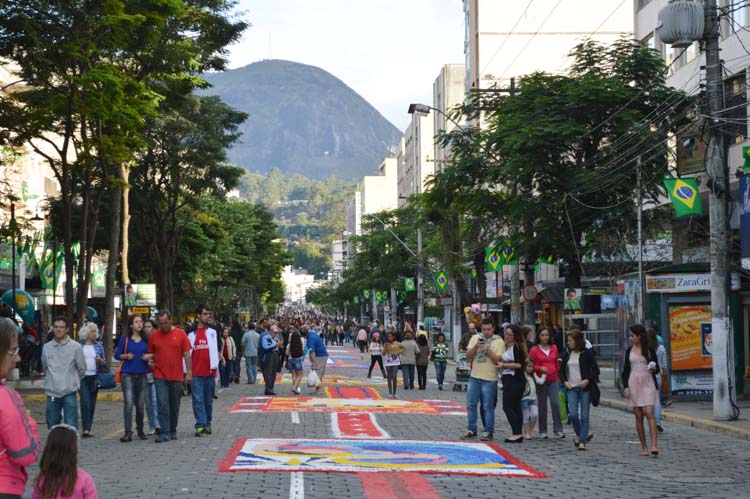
[478,0,535,78]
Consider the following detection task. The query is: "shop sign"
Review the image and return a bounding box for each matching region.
[646,273,740,294]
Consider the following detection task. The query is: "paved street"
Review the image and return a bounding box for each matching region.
[20,346,750,499]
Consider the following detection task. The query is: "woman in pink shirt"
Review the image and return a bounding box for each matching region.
[528,327,565,439]
[0,317,40,499]
[31,425,98,499]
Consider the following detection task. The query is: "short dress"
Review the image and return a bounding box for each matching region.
[627,351,660,408]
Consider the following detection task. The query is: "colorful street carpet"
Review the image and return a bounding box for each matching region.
[219,438,546,477]
[227,396,466,415]
[259,373,401,386]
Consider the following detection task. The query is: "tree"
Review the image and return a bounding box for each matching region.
[438,38,693,288]
[130,94,247,312]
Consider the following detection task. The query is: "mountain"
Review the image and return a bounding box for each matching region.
[202,60,402,180]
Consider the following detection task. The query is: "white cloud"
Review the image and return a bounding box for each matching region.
[228,0,465,129]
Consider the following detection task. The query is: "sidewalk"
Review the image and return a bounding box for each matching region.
[598,369,750,441]
[10,376,123,402]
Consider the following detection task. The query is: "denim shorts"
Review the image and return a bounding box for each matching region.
[287,357,303,372]
[521,398,538,409]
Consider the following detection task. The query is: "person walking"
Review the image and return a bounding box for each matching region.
[42,316,86,430]
[560,329,597,451]
[461,317,505,442]
[142,318,160,436]
[430,333,449,390]
[229,320,244,384]
[528,327,565,439]
[286,327,305,394]
[382,332,405,399]
[415,334,430,390]
[144,310,192,443]
[367,333,387,378]
[188,305,219,437]
[77,322,106,439]
[522,361,545,439]
[300,326,329,395]
[219,326,236,391]
[114,314,150,442]
[356,327,368,354]
[499,323,526,443]
[258,320,281,396]
[648,327,667,432]
[623,324,661,457]
[0,317,40,499]
[400,332,419,390]
[30,425,98,499]
[240,323,260,384]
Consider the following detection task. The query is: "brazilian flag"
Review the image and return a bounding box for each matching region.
[363,290,370,300]
[375,290,387,303]
[435,271,449,291]
[404,277,416,292]
[353,296,360,305]
[500,240,517,265]
[535,255,554,273]
[486,247,502,272]
[663,177,702,217]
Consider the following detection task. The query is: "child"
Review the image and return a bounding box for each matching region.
[31,425,98,499]
[522,361,547,439]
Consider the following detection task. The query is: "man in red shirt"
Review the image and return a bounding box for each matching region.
[144,310,192,443]
[188,304,219,437]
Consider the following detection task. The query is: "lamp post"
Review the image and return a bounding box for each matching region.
[9,199,16,318]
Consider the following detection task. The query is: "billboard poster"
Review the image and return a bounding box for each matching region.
[668,305,712,370]
[563,288,581,311]
[124,283,157,307]
[670,372,713,396]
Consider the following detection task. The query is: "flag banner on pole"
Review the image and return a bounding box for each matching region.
[500,241,517,265]
[663,177,703,217]
[485,247,502,272]
[375,290,387,303]
[535,255,554,273]
[362,290,370,300]
[404,277,416,292]
[353,296,360,305]
[435,271,449,291]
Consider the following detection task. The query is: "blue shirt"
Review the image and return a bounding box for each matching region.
[114,335,149,374]
[306,331,328,357]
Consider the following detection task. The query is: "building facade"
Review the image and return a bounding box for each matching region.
[361,156,399,216]
[433,63,466,173]
[397,112,435,208]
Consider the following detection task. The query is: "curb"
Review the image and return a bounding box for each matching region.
[20,391,123,403]
[599,396,750,441]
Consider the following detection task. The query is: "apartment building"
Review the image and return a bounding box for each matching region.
[464,0,633,94]
[396,112,435,208]
[433,64,466,174]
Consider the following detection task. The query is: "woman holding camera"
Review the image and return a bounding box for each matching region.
[622,324,660,457]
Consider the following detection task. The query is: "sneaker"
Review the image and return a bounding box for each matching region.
[555,432,565,439]
[539,433,548,439]
[205,427,212,435]
[195,428,205,437]
[438,385,443,390]
[657,424,664,432]
[170,433,177,441]
[460,431,478,440]
[480,432,494,441]
[154,435,171,443]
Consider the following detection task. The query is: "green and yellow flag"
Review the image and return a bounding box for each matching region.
[375,290,388,303]
[404,277,416,292]
[353,296,360,305]
[500,240,517,265]
[363,290,370,300]
[663,177,702,217]
[486,247,502,272]
[435,271,449,291]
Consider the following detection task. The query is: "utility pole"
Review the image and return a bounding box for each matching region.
[510,264,521,324]
[417,226,423,326]
[704,0,736,420]
[637,156,645,322]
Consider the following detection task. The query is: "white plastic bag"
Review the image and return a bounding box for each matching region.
[307,369,321,387]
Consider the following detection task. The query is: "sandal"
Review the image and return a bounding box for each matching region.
[651,448,659,456]
[640,449,649,457]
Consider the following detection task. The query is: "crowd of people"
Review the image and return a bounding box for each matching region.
[0,306,668,498]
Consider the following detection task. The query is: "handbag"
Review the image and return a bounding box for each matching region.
[559,389,568,421]
[590,381,601,407]
[660,372,670,395]
[97,372,116,389]
[114,336,129,384]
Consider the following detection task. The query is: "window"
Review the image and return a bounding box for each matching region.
[723,71,747,145]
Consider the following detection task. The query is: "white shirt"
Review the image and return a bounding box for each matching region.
[501,348,516,376]
[568,351,582,386]
[82,345,97,376]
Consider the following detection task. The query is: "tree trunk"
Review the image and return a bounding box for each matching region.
[120,164,130,285]
[104,183,122,362]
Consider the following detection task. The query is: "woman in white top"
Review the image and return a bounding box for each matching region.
[367,333,386,378]
[560,329,597,451]
[78,323,105,438]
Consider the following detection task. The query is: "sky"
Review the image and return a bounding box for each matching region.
[228,0,466,130]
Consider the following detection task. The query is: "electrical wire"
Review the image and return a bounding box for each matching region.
[478,0,535,78]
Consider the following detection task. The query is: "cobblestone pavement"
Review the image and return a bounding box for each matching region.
[20,348,750,498]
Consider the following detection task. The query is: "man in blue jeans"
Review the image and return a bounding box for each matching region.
[42,316,86,429]
[460,317,505,442]
[144,310,192,443]
[241,323,260,384]
[188,304,219,436]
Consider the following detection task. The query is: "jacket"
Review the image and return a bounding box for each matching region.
[220,336,237,361]
[0,384,40,496]
[188,326,220,371]
[42,336,86,398]
[529,344,560,382]
[621,346,660,389]
[416,344,431,366]
[559,348,597,391]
